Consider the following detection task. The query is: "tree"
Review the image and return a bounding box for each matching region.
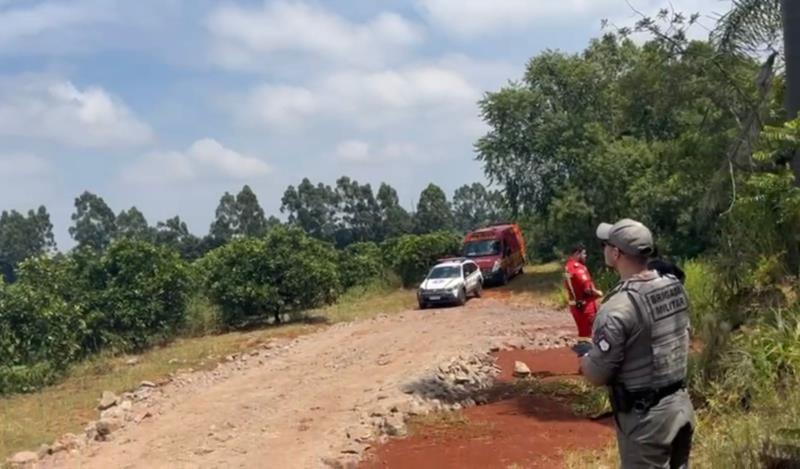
[0,206,56,282]
[209,185,270,243]
[783,0,800,184]
[209,192,238,243]
[281,179,340,241]
[452,183,507,232]
[235,185,268,237]
[334,176,381,246]
[476,32,761,258]
[414,184,453,234]
[116,207,153,242]
[155,216,201,260]
[199,227,341,326]
[377,183,413,239]
[69,191,116,251]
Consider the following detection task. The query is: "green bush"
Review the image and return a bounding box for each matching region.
[339,242,386,290]
[387,231,461,287]
[683,259,720,330]
[200,227,341,328]
[0,258,88,393]
[703,309,800,411]
[88,240,192,351]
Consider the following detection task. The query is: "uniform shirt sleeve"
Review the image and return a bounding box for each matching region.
[580,293,635,386]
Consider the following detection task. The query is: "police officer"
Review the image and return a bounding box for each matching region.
[580,219,694,468]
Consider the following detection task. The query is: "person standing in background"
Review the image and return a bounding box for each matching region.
[563,244,603,343]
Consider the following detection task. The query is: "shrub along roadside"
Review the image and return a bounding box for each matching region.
[0,240,192,394]
[386,231,462,287]
[0,229,456,395]
[198,227,342,329]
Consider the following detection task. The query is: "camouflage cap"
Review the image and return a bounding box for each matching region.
[596,218,654,257]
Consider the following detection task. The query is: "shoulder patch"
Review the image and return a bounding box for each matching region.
[597,338,611,352]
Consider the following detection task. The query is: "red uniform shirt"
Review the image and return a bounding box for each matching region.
[564,258,596,304]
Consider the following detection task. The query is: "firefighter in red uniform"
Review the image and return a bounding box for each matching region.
[563,245,603,341]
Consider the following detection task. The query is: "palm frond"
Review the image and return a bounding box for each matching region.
[712,0,782,56]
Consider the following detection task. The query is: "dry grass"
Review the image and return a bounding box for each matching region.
[0,283,415,462]
[406,410,471,436]
[311,281,417,324]
[563,444,618,469]
[490,262,566,307]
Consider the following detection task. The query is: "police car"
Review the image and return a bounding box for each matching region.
[417,258,483,309]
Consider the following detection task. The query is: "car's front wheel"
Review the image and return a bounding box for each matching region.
[455,288,467,306]
[474,281,483,298]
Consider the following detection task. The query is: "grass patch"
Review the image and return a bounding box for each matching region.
[310,279,416,324]
[563,444,618,469]
[493,262,565,306]
[406,410,476,438]
[514,377,611,418]
[0,280,414,462]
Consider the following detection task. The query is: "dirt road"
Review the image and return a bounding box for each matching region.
[42,297,573,469]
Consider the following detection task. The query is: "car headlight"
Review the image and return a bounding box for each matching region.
[451,288,461,296]
[492,260,501,272]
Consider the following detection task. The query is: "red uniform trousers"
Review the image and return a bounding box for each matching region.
[569,299,597,338]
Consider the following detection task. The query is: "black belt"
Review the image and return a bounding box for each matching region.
[627,380,686,413]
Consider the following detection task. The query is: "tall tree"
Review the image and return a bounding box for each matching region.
[235,185,268,237]
[209,192,238,243]
[377,183,413,239]
[414,184,453,234]
[335,176,381,245]
[281,178,340,241]
[784,0,800,184]
[69,191,116,251]
[116,206,153,242]
[0,206,56,282]
[156,215,201,260]
[452,183,507,232]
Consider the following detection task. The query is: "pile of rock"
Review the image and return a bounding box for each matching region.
[6,382,159,468]
[405,352,499,409]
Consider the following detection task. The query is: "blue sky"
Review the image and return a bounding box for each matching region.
[0,0,733,249]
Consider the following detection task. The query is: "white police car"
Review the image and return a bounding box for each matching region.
[417,258,483,309]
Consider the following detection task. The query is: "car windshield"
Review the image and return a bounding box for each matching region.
[464,240,501,257]
[427,266,461,279]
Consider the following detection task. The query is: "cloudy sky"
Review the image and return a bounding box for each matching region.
[0,0,733,248]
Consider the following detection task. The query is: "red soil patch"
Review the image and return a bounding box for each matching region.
[493,347,581,383]
[360,348,615,469]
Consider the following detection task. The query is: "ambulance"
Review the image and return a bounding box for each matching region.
[462,223,526,285]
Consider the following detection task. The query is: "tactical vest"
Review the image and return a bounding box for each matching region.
[608,273,690,391]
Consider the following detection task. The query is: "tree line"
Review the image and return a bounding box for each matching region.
[0,180,506,284]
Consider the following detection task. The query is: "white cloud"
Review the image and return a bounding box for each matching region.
[238,63,481,133]
[0,153,51,178]
[416,0,730,37]
[188,138,271,179]
[336,140,370,163]
[335,139,422,165]
[0,77,153,148]
[122,138,271,185]
[207,1,423,69]
[241,84,318,130]
[416,0,616,36]
[0,1,108,45]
